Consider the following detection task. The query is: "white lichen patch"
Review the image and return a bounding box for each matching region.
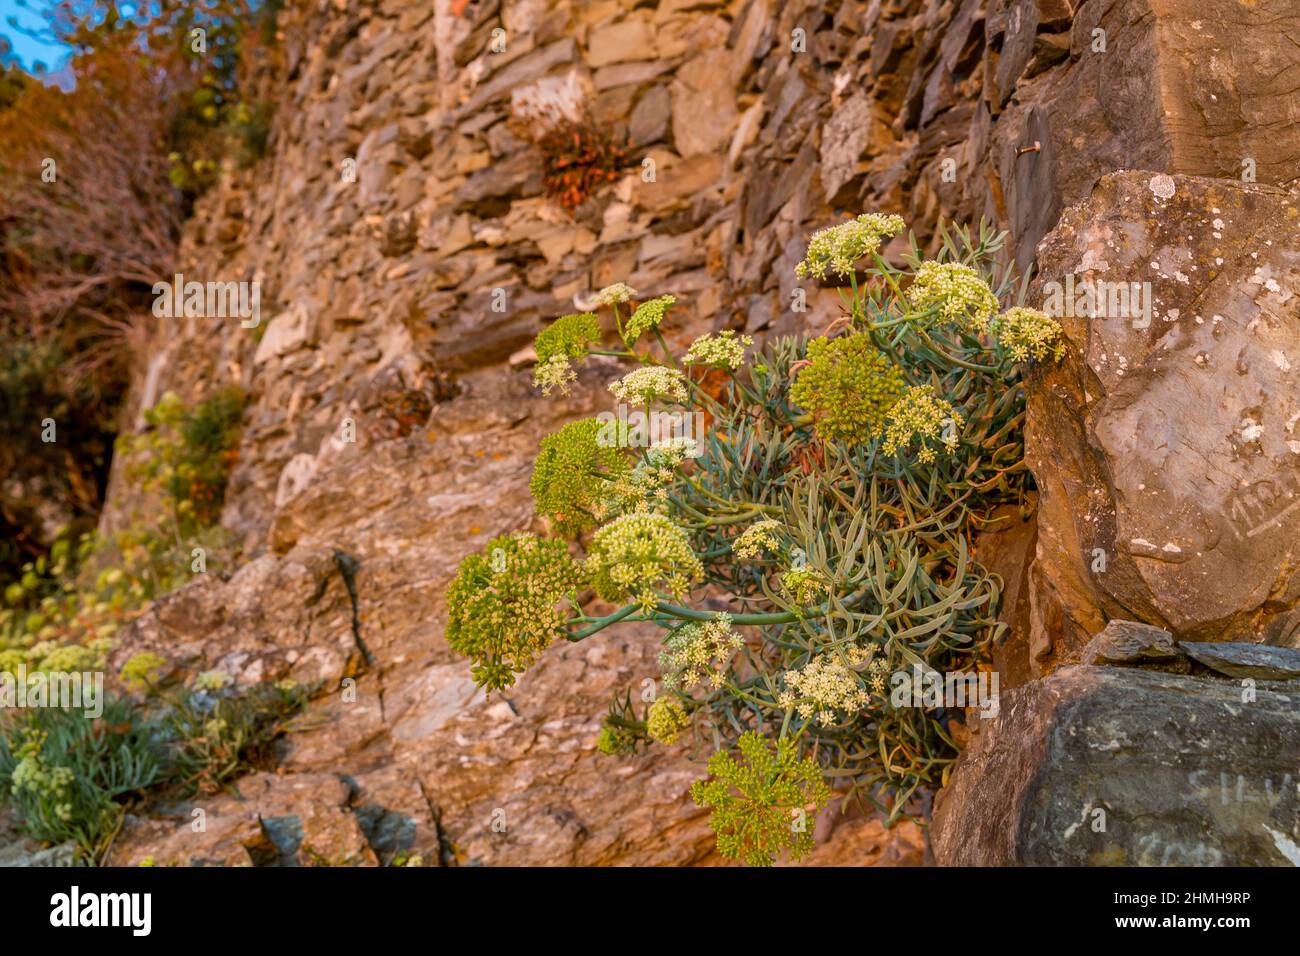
[1079,248,1110,273]
[1148,174,1176,200]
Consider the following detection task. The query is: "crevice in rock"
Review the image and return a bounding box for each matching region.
[416,779,459,867]
[333,548,385,723]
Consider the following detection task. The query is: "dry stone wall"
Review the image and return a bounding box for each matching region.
[100,0,1300,864]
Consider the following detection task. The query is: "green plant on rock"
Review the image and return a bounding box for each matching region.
[120,652,169,692]
[691,731,831,867]
[1,387,244,691]
[0,524,232,684]
[445,533,585,691]
[443,218,1063,864]
[0,697,164,863]
[529,418,630,534]
[0,383,265,862]
[0,676,314,861]
[117,386,246,533]
[161,678,315,795]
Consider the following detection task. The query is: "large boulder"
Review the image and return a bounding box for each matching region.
[931,665,1300,865]
[1024,171,1300,671]
[990,0,1300,269]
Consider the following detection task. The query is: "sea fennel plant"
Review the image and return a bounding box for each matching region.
[445,214,1062,865]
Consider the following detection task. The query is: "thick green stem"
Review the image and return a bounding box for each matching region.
[653,328,680,369]
[566,602,640,641]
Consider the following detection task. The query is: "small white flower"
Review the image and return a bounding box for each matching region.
[592,282,638,307]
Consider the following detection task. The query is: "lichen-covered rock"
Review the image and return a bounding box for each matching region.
[106,546,363,691]
[990,0,1300,269]
[109,774,379,867]
[1180,642,1300,681]
[1026,172,1300,671]
[931,666,1300,866]
[1081,620,1181,666]
[0,811,76,867]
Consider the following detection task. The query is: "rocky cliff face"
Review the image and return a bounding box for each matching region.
[100,0,1299,865]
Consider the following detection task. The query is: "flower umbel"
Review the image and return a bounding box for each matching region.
[592,282,638,307]
[10,731,74,823]
[881,384,964,464]
[194,670,233,692]
[789,333,905,446]
[625,294,675,342]
[599,463,667,519]
[795,213,905,281]
[690,731,831,867]
[586,512,704,611]
[684,330,753,370]
[530,418,630,535]
[906,261,1000,334]
[781,567,830,606]
[535,312,601,364]
[609,365,688,406]
[658,614,743,692]
[732,519,782,559]
[446,533,585,691]
[646,696,689,744]
[777,654,870,726]
[532,312,602,397]
[532,354,577,396]
[120,651,167,691]
[993,306,1064,362]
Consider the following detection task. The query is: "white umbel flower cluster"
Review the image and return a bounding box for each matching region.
[778,654,870,726]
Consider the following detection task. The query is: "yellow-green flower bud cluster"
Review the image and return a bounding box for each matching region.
[533,312,602,397]
[690,731,831,867]
[993,306,1064,362]
[683,330,752,370]
[781,567,830,606]
[789,333,905,446]
[446,533,585,691]
[646,696,689,744]
[120,651,167,691]
[530,418,631,535]
[535,312,601,364]
[795,213,905,281]
[732,519,782,559]
[597,727,627,755]
[625,294,675,341]
[586,512,703,612]
[194,669,233,691]
[608,365,688,406]
[29,642,105,674]
[10,731,74,822]
[881,384,964,464]
[658,614,742,691]
[906,261,1000,333]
